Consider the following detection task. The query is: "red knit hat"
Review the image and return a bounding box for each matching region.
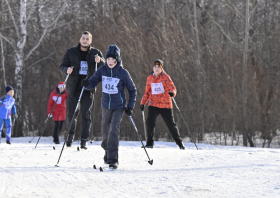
[58,82,64,88]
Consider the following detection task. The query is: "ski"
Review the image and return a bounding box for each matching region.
[93,164,117,172]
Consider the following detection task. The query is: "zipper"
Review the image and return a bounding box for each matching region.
[120,93,123,105]
[108,68,113,109]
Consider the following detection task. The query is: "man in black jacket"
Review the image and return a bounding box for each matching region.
[59,31,105,149]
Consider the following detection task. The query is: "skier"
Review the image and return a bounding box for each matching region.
[47,82,68,144]
[81,44,137,169]
[0,86,17,144]
[59,31,105,149]
[140,59,185,150]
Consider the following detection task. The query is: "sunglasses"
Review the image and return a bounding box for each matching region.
[154,62,161,66]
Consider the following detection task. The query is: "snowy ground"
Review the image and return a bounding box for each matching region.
[0,137,279,198]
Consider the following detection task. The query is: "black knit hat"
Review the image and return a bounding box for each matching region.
[6,86,14,93]
[154,59,164,67]
[105,45,121,63]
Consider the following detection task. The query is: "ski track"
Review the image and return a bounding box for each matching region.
[0,137,280,197]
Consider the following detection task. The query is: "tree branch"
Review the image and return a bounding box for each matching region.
[26,0,37,26]
[204,9,238,45]
[0,32,16,49]
[20,52,54,74]
[24,0,68,61]
[5,0,20,39]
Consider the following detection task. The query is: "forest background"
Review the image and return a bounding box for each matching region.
[1,0,280,148]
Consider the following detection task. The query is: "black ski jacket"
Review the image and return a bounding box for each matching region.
[59,43,105,96]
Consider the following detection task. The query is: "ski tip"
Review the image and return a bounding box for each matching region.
[99,167,103,172]
[93,165,97,169]
[77,146,80,151]
[53,146,55,150]
[148,159,153,165]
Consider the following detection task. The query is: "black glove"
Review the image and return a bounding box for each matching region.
[81,78,89,87]
[169,92,174,97]
[140,105,144,111]
[125,107,133,116]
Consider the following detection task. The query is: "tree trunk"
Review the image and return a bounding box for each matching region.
[242,0,249,146]
[193,0,204,141]
[0,38,6,87]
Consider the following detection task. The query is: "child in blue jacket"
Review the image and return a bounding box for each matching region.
[81,45,137,169]
[0,86,17,144]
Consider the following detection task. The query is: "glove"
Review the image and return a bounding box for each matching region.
[81,78,89,87]
[140,105,144,111]
[169,92,174,97]
[125,107,133,116]
[48,114,52,118]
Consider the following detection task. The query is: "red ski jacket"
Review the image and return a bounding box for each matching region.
[141,71,176,109]
[47,87,67,121]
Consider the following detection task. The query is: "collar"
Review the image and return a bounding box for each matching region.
[76,43,91,52]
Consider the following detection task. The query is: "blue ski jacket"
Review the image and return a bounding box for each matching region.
[86,62,137,110]
[0,94,16,119]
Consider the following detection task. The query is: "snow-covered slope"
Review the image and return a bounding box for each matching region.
[0,137,279,198]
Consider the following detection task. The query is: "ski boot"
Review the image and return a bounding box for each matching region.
[80,139,88,150]
[66,134,74,147]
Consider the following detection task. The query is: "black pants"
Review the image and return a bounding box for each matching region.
[66,90,93,140]
[146,106,182,146]
[53,121,64,142]
[101,108,124,164]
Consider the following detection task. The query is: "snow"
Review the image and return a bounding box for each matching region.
[0,137,280,198]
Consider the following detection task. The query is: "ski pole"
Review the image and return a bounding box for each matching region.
[129,116,153,165]
[172,97,198,150]
[11,115,17,138]
[141,111,147,142]
[55,87,85,167]
[29,117,48,143]
[90,62,98,143]
[33,72,71,148]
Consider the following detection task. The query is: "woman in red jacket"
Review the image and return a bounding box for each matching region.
[47,82,68,144]
[140,59,185,149]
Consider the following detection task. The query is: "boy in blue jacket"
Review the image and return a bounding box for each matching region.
[82,45,137,169]
[0,86,17,144]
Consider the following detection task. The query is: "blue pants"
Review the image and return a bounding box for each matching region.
[0,117,12,140]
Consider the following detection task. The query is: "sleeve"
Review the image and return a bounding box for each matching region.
[47,92,55,115]
[59,49,71,75]
[12,102,16,115]
[123,69,137,109]
[166,75,177,97]
[140,76,151,105]
[86,67,103,90]
[97,50,105,68]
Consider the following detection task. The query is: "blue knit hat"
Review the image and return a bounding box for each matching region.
[105,45,121,63]
[6,86,13,93]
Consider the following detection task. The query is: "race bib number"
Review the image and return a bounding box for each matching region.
[3,99,14,109]
[79,61,88,75]
[151,83,165,95]
[102,76,120,94]
[52,96,62,104]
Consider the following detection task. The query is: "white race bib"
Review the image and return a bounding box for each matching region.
[53,96,62,104]
[102,76,120,94]
[79,61,88,75]
[151,82,165,95]
[3,98,14,109]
